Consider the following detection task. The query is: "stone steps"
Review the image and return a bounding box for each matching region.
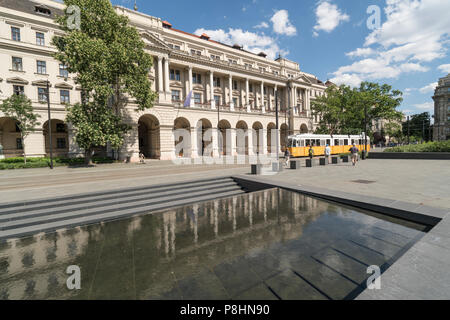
[0,177,245,241]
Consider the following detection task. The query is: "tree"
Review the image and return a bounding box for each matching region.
[0,94,41,164]
[52,0,157,164]
[402,112,431,142]
[311,81,403,137]
[384,122,402,144]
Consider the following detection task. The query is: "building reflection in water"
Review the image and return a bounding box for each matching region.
[0,188,394,300]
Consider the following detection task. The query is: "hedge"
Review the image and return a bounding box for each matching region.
[0,157,117,170]
[384,141,450,153]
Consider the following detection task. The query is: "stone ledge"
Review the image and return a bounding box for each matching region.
[370,152,450,160]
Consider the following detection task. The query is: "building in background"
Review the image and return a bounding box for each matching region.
[433,73,450,141]
[0,0,327,161]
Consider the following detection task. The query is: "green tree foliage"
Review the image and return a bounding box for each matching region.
[402,112,432,142]
[312,82,403,136]
[0,94,41,164]
[52,0,157,164]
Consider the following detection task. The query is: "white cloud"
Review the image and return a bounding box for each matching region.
[254,22,269,29]
[346,48,375,58]
[313,1,350,35]
[414,102,434,111]
[194,28,288,60]
[419,82,438,94]
[329,0,450,87]
[270,10,297,36]
[438,64,450,73]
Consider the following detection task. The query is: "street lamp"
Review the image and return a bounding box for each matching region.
[46,80,54,169]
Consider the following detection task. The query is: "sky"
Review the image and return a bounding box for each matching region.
[113,0,450,116]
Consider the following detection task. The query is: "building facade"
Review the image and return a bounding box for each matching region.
[433,73,450,141]
[0,0,328,161]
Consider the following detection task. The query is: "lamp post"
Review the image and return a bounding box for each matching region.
[275,89,279,164]
[46,80,54,169]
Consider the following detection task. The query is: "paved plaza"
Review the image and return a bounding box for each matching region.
[1,158,449,210]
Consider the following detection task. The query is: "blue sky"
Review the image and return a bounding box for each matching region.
[113,0,450,116]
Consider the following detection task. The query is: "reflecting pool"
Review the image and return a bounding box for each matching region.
[0,188,427,300]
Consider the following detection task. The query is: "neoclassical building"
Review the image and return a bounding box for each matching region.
[0,0,329,161]
[433,73,450,141]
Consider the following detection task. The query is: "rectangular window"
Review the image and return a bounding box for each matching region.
[264,87,267,95]
[16,138,23,150]
[214,95,221,106]
[38,87,48,102]
[344,139,349,145]
[37,60,47,74]
[249,84,253,93]
[193,73,202,84]
[213,77,221,88]
[169,69,180,81]
[233,97,238,106]
[59,64,69,78]
[13,85,24,95]
[60,90,70,104]
[190,49,201,56]
[36,32,45,46]
[194,93,202,104]
[56,123,66,133]
[12,57,23,71]
[233,81,238,90]
[57,138,67,149]
[11,27,20,41]
[334,139,339,146]
[171,90,180,101]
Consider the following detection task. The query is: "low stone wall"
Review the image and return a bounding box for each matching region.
[370,152,450,160]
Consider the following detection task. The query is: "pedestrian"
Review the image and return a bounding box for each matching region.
[284,147,291,167]
[308,145,314,160]
[349,144,359,166]
[325,144,331,164]
[139,152,145,164]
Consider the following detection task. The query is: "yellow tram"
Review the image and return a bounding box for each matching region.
[287,134,371,158]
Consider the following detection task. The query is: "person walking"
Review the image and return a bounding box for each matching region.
[308,145,314,160]
[325,144,331,164]
[284,148,291,167]
[349,144,359,166]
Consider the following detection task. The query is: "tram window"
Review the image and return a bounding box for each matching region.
[306,139,311,146]
[300,140,305,147]
[334,139,339,146]
[316,139,321,146]
[344,139,349,145]
[321,140,326,146]
[326,139,331,146]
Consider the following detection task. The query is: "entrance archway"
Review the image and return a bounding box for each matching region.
[300,123,308,134]
[218,119,231,156]
[0,117,22,158]
[43,120,69,158]
[174,117,191,157]
[196,119,212,157]
[236,121,248,155]
[138,115,160,159]
[252,122,263,155]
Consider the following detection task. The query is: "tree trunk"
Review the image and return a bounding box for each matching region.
[22,135,26,164]
[85,148,93,166]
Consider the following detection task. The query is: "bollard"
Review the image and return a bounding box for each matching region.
[306,159,314,167]
[272,162,283,172]
[332,157,339,164]
[341,155,349,163]
[251,164,262,175]
[319,158,326,166]
[290,160,301,170]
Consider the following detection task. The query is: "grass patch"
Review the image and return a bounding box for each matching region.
[0,157,117,170]
[384,141,450,153]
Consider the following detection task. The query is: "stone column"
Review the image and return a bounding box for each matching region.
[260,81,265,113]
[164,57,170,101]
[68,125,82,158]
[229,128,237,156]
[261,128,267,155]
[211,128,219,157]
[245,78,250,112]
[119,123,139,163]
[229,75,234,110]
[209,71,215,109]
[268,86,272,111]
[160,125,176,160]
[190,126,198,158]
[157,56,164,100]
[247,128,254,156]
[188,66,193,107]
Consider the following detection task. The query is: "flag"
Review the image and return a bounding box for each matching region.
[184,90,193,107]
